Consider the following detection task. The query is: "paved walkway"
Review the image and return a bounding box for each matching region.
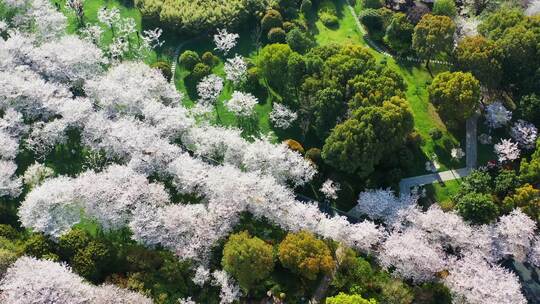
[169,36,204,85]
[399,115,479,196]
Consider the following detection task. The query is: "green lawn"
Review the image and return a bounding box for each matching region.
[313,0,365,46]
[423,178,461,210]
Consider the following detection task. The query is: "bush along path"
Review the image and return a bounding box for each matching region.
[346,1,450,66]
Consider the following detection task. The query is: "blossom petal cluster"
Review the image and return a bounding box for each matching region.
[0,256,152,304]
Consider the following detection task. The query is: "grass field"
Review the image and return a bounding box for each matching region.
[430,179,461,202]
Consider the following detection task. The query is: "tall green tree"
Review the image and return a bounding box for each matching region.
[327,293,378,304]
[313,87,346,138]
[428,71,480,126]
[322,97,413,176]
[412,14,455,75]
[222,231,274,292]
[384,13,414,55]
[454,36,502,88]
[278,231,335,280]
[348,69,406,109]
[258,44,294,91]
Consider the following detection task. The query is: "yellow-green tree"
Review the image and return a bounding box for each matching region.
[327,293,378,304]
[428,71,480,126]
[412,14,455,75]
[278,231,335,280]
[503,184,540,223]
[222,231,274,292]
[455,36,502,88]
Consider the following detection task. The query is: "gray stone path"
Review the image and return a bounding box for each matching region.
[399,115,478,196]
[170,36,203,85]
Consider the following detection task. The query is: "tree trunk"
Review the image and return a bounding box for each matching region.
[425,58,433,78]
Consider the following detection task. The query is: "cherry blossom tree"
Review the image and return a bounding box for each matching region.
[85,62,182,117]
[526,0,540,16]
[80,25,103,44]
[97,6,120,33]
[178,297,197,304]
[212,270,242,304]
[451,147,465,160]
[224,55,247,85]
[193,266,210,286]
[529,237,540,267]
[197,74,224,106]
[0,68,71,120]
[19,165,170,238]
[22,162,54,189]
[445,255,527,304]
[494,139,520,163]
[510,120,538,150]
[454,16,479,41]
[394,205,493,259]
[28,35,106,83]
[320,179,340,200]
[0,256,152,304]
[350,189,415,222]
[270,103,297,129]
[0,161,22,198]
[484,101,512,129]
[225,91,258,116]
[214,28,239,55]
[141,28,164,49]
[378,228,447,282]
[182,126,316,186]
[493,209,536,262]
[25,120,69,155]
[6,0,67,41]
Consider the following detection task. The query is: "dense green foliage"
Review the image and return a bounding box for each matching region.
[135,0,266,33]
[384,13,414,55]
[428,71,480,126]
[456,192,499,224]
[322,97,413,177]
[278,231,335,280]
[222,231,274,292]
[432,0,457,18]
[327,293,378,304]
[454,36,502,88]
[412,14,455,71]
[473,9,540,96]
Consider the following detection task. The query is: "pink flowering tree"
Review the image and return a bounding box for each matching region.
[0,257,151,304]
[510,120,538,150]
[214,28,239,55]
[484,101,512,129]
[494,139,520,163]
